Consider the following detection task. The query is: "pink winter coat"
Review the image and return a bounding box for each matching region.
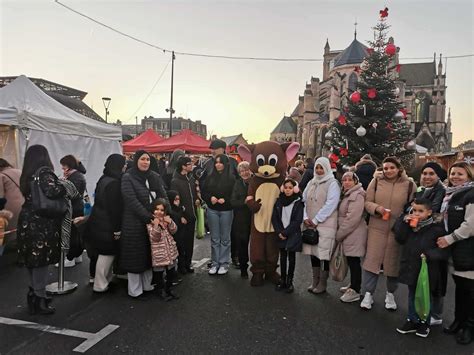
[147,219,178,267]
[335,183,367,257]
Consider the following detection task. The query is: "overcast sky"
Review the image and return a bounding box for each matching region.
[1,0,472,145]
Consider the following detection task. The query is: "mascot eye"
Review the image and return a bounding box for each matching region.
[256,154,265,166]
[268,154,278,166]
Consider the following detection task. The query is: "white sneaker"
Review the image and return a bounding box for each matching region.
[339,284,351,293]
[430,317,443,326]
[64,258,76,268]
[75,255,83,263]
[217,266,229,275]
[385,292,397,311]
[360,292,374,310]
[208,266,218,275]
[340,288,361,303]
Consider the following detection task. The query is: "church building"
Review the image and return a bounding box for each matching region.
[270,31,452,158]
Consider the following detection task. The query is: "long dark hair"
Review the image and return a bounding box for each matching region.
[208,154,231,182]
[20,145,54,196]
[60,154,78,169]
[0,158,13,170]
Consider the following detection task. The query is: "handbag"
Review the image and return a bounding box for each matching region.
[302,228,319,245]
[329,243,348,282]
[30,167,67,218]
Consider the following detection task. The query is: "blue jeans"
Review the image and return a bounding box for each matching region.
[207,208,233,268]
[407,285,431,325]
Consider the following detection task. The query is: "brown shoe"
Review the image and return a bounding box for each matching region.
[264,271,281,284]
[250,273,264,287]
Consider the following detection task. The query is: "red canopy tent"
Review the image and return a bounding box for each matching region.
[148,129,211,153]
[122,129,164,153]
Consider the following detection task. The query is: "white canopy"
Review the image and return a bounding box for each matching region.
[0,75,122,198]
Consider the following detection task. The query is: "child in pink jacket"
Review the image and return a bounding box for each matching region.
[147,198,179,301]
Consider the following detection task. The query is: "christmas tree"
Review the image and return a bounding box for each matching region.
[327,8,412,166]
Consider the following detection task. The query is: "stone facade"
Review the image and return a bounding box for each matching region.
[271,34,452,158]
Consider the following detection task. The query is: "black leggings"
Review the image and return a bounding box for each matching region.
[310,255,329,271]
[279,249,296,278]
[346,256,362,293]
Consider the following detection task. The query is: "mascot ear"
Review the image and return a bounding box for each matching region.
[237,144,254,162]
[280,142,300,162]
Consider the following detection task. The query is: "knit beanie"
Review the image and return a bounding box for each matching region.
[421,162,447,181]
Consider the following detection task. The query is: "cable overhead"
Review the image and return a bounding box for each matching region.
[55,0,474,62]
[127,59,171,122]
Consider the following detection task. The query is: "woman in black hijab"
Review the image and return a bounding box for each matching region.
[86,154,126,292]
[120,150,168,298]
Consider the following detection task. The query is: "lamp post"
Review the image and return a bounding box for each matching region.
[102,97,111,123]
[166,51,176,137]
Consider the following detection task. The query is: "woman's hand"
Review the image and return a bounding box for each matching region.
[437,236,450,249]
[218,198,225,204]
[181,217,188,225]
[245,196,254,202]
[211,196,218,205]
[278,233,287,240]
[376,206,385,216]
[304,219,317,228]
[163,216,172,224]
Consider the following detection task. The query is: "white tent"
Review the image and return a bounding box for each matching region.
[0,75,122,197]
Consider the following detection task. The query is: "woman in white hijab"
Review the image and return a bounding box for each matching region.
[302,157,341,294]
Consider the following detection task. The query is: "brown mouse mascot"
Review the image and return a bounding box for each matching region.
[238,141,300,286]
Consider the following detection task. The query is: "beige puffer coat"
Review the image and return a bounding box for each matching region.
[363,174,416,277]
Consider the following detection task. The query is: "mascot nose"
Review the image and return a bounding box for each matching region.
[258,165,276,177]
[264,171,269,176]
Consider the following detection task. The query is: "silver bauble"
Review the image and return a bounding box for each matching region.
[356,126,367,137]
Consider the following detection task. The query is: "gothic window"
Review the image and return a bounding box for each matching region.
[348,73,358,92]
[413,91,430,123]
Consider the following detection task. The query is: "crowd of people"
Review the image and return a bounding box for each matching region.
[0,139,473,346]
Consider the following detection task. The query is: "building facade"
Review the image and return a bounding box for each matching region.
[271,34,452,158]
[122,116,207,140]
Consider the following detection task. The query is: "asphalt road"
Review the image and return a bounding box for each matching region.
[0,236,471,354]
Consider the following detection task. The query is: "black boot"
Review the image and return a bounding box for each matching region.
[165,269,179,300]
[456,327,473,345]
[275,273,287,291]
[34,296,55,315]
[444,319,463,334]
[285,276,294,294]
[27,287,36,315]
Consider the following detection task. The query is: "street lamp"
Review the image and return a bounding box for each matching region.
[102,97,111,123]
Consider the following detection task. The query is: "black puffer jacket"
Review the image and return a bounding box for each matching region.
[394,219,449,296]
[271,197,304,252]
[446,186,474,271]
[170,171,198,223]
[414,180,446,213]
[86,176,122,255]
[230,176,252,236]
[120,171,167,273]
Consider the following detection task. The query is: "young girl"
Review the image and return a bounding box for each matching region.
[147,198,179,301]
[271,178,304,293]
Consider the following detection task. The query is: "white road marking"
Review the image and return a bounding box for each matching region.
[0,316,119,353]
[192,258,210,269]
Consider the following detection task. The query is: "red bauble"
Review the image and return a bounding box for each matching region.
[367,48,374,55]
[339,148,348,157]
[400,108,408,119]
[350,91,361,104]
[329,153,339,162]
[385,43,396,56]
[380,7,389,18]
[367,88,377,99]
[338,115,347,125]
[354,66,361,73]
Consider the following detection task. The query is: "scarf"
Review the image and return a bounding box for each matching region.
[305,157,336,195]
[58,179,79,250]
[413,216,434,232]
[441,181,474,213]
[278,192,300,207]
[63,168,77,180]
[130,150,152,184]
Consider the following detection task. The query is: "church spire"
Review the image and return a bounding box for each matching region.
[438,53,443,76]
[354,18,358,39]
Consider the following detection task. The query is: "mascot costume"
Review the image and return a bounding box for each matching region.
[238,141,300,286]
